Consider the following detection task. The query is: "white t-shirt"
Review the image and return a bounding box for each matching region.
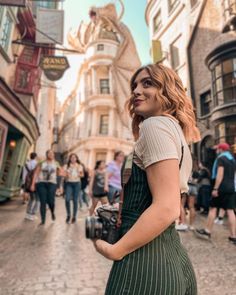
[133,116,192,193]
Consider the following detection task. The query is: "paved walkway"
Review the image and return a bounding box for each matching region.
[0,197,235,295]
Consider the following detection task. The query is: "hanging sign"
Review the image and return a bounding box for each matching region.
[40,56,69,81]
[0,0,26,6]
[36,7,64,44]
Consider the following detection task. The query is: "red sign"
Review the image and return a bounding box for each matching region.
[0,0,26,6]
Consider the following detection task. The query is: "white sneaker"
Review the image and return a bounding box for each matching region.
[214,218,223,225]
[25,213,34,221]
[175,223,188,231]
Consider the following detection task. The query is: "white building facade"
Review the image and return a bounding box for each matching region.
[145,0,203,91]
[58,40,135,168]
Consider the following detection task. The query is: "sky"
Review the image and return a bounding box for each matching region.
[56,0,151,102]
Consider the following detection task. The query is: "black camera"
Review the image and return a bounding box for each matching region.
[85,206,120,244]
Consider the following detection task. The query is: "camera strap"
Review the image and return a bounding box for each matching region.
[117,152,134,228]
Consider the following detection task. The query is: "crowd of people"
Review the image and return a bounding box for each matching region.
[21,150,125,225]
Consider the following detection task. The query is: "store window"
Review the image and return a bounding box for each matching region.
[100,79,110,94]
[200,90,211,116]
[153,10,162,33]
[0,12,13,52]
[212,58,236,106]
[168,0,179,14]
[99,114,109,135]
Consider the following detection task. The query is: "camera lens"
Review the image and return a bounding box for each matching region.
[85,216,103,239]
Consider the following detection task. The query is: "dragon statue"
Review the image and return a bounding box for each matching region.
[67,0,141,127]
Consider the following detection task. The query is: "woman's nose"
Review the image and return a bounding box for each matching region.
[133,86,142,97]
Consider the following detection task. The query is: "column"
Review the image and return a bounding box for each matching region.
[108,107,115,136]
[91,66,97,95]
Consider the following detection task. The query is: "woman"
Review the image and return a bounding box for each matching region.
[64,154,84,223]
[93,64,200,294]
[89,160,109,216]
[107,151,125,203]
[31,150,61,225]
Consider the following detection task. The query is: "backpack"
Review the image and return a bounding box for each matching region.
[24,164,35,192]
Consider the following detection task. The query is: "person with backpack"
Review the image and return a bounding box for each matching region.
[24,152,38,221]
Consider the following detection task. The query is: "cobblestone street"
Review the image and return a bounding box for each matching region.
[0,197,235,295]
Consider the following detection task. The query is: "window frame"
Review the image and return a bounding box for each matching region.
[212,58,236,106]
[170,36,181,70]
[168,0,180,14]
[0,10,13,53]
[153,9,162,34]
[200,90,211,117]
[97,44,104,51]
[99,114,109,135]
[99,79,110,94]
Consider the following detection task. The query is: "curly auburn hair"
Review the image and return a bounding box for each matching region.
[126,63,200,143]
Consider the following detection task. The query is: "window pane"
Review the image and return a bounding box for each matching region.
[222,59,233,74]
[0,6,4,25]
[215,77,223,92]
[153,10,161,33]
[0,13,12,51]
[226,120,236,144]
[223,88,234,103]
[200,90,211,116]
[99,115,109,135]
[168,0,179,13]
[215,64,222,78]
[100,79,110,94]
[170,36,182,69]
[216,91,224,105]
[190,0,198,7]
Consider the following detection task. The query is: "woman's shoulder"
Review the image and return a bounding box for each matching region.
[141,116,179,131]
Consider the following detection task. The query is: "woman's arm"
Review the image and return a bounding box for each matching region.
[95,159,181,260]
[104,171,109,192]
[30,164,41,191]
[88,170,95,196]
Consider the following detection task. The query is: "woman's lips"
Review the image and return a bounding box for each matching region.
[134,99,144,107]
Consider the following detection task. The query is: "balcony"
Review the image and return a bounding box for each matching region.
[222,0,236,32]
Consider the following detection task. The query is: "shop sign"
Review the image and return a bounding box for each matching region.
[0,0,26,6]
[40,56,69,81]
[36,7,64,44]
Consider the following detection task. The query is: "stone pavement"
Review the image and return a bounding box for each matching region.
[0,197,235,295]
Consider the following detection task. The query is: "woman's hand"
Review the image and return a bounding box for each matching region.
[30,184,35,192]
[212,189,219,198]
[104,185,109,192]
[93,239,124,261]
